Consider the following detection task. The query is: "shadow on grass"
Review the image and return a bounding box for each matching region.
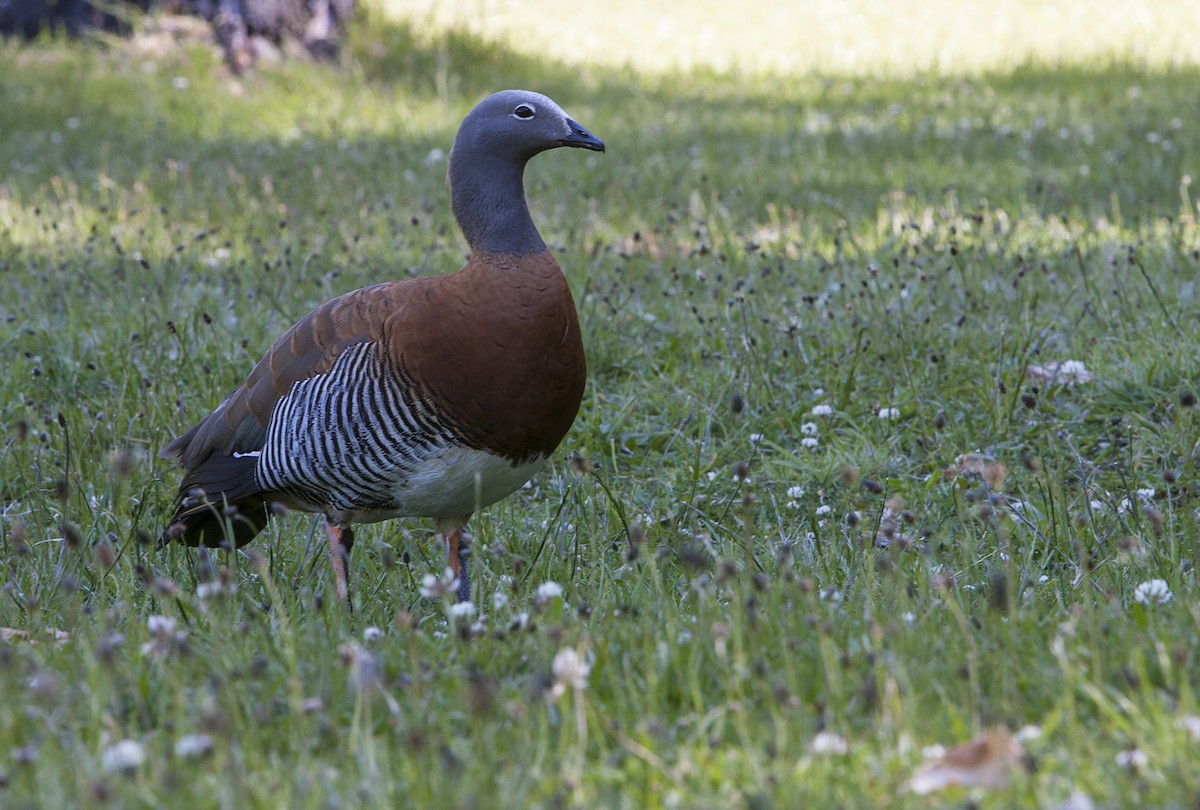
[0,14,1197,239]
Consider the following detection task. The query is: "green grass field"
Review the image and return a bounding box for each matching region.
[1,1,1199,806]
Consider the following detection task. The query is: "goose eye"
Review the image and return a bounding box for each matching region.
[512,104,536,120]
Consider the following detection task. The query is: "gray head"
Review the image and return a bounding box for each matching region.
[448,90,605,255]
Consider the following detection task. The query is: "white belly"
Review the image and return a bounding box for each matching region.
[342,447,546,524]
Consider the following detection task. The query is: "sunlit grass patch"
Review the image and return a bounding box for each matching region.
[381,0,1200,75]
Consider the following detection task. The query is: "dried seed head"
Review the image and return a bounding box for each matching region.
[841,465,860,486]
[394,610,414,632]
[94,541,117,570]
[730,392,745,415]
[10,521,29,555]
[734,461,749,481]
[110,449,135,478]
[52,478,69,502]
[380,545,396,570]
[12,420,29,442]
[1020,452,1040,472]
[717,559,737,583]
[862,479,883,494]
[569,453,589,474]
[1181,391,1196,409]
[933,410,947,430]
[61,523,82,549]
[983,462,1008,489]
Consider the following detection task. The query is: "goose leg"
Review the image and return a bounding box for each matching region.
[436,516,472,603]
[328,523,355,606]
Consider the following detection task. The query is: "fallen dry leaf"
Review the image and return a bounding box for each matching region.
[905,726,1024,795]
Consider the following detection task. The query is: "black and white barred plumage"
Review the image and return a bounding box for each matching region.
[255,342,458,514]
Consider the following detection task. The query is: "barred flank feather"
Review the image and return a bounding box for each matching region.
[257,343,459,513]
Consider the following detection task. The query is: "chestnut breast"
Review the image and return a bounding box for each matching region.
[387,250,586,463]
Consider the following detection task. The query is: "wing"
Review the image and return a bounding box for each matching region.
[159,282,416,544]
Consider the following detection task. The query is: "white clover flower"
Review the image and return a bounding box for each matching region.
[811,731,850,755]
[1177,715,1200,742]
[1115,748,1148,769]
[1014,725,1042,743]
[549,646,591,700]
[786,486,805,499]
[101,739,145,774]
[749,433,764,445]
[811,404,833,417]
[492,589,510,611]
[536,581,563,602]
[1025,360,1093,385]
[147,615,176,636]
[1058,790,1096,810]
[878,407,901,420]
[174,734,214,759]
[815,505,832,516]
[362,626,384,643]
[141,615,187,660]
[1058,360,1092,383]
[1133,579,1172,606]
[419,568,460,599]
[801,437,819,449]
[447,601,477,621]
[197,580,237,601]
[800,422,819,435]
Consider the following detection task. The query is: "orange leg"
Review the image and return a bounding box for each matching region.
[327,523,355,606]
[437,517,472,603]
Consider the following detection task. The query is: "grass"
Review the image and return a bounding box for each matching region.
[1,1,1199,806]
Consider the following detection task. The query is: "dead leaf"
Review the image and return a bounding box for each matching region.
[905,726,1024,794]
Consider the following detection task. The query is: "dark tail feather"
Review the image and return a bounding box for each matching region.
[161,495,272,549]
[160,452,272,549]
